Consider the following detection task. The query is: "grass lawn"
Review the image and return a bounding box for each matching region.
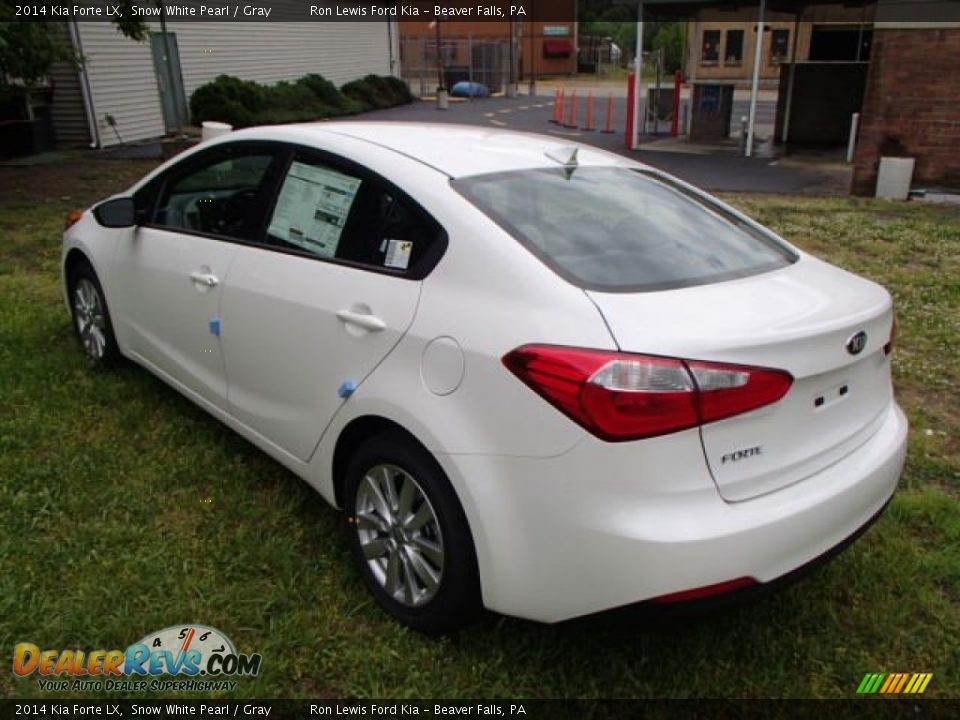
[1,157,958,700]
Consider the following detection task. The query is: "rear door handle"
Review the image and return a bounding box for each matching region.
[336,309,386,332]
[190,271,219,288]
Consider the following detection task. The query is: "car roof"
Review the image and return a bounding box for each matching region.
[231,122,637,178]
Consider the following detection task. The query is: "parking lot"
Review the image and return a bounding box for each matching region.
[354,92,852,195]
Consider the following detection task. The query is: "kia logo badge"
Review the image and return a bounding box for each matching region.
[846,331,868,355]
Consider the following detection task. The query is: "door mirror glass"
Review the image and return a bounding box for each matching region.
[93,197,137,228]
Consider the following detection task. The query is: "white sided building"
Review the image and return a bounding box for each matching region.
[50,20,399,148]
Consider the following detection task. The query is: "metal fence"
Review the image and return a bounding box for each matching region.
[399,36,511,97]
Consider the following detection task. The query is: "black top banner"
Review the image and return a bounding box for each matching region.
[1,700,959,720]
[7,0,960,23]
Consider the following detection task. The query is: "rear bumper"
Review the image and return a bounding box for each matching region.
[441,401,908,623]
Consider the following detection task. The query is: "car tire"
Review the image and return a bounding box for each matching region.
[68,260,120,368]
[343,430,482,633]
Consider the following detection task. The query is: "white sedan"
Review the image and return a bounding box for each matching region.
[62,123,907,631]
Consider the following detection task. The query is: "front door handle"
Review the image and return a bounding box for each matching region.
[336,309,386,332]
[189,271,219,288]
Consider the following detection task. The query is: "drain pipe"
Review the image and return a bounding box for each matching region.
[387,19,396,77]
[69,20,101,149]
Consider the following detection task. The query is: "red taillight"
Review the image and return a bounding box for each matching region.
[502,345,793,442]
[65,209,84,229]
[650,576,757,603]
[884,314,897,356]
[687,360,793,424]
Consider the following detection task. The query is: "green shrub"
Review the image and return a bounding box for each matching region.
[381,75,414,105]
[297,74,361,115]
[189,73,413,128]
[340,74,413,112]
[189,74,263,127]
[340,77,380,112]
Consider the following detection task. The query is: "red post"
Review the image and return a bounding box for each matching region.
[671,69,684,137]
[553,88,565,124]
[565,89,578,128]
[584,91,594,131]
[625,72,635,148]
[602,92,614,133]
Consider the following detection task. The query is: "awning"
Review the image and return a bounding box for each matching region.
[543,40,573,58]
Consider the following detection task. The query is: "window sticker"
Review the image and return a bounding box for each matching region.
[267,162,362,257]
[384,239,413,270]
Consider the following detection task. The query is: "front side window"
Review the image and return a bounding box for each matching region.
[153,147,276,241]
[265,153,443,276]
[701,30,721,65]
[453,167,796,293]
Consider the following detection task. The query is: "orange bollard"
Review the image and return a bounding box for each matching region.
[564,90,578,128]
[552,87,565,124]
[583,91,595,131]
[602,92,615,134]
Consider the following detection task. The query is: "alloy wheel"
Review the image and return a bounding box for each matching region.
[354,463,445,607]
[73,278,108,361]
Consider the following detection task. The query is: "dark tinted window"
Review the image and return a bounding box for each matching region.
[453,167,796,292]
[770,29,790,63]
[701,30,720,64]
[154,148,276,241]
[725,30,744,64]
[265,155,443,275]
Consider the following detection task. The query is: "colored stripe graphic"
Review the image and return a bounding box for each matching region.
[857,672,932,695]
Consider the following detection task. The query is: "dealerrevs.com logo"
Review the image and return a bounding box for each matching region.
[13,625,262,693]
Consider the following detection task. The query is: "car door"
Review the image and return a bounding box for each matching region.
[113,142,284,407]
[220,148,446,461]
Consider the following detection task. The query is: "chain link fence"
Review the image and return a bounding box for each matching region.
[399,36,511,97]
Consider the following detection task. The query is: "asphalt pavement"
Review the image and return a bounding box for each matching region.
[351,93,852,195]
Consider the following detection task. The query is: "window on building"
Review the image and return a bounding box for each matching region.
[770,29,790,64]
[809,25,873,62]
[701,30,721,65]
[725,30,744,64]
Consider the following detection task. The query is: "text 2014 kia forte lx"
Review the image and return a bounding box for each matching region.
[62,124,907,631]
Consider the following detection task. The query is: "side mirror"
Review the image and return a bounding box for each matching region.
[93,197,136,228]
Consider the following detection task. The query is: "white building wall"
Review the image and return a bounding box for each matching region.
[172,22,395,97]
[76,21,395,147]
[76,22,166,148]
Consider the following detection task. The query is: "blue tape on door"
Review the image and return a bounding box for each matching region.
[209,317,221,337]
[337,381,357,399]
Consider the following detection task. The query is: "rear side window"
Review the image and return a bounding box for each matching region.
[265,153,444,277]
[266,160,363,259]
[452,167,796,292]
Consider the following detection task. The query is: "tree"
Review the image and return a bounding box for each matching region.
[0,0,148,86]
[652,22,685,74]
[578,3,685,74]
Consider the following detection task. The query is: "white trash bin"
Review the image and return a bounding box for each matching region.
[876,157,915,200]
[201,121,233,142]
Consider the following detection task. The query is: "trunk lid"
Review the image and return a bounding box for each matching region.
[587,256,895,501]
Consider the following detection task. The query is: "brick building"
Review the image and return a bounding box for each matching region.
[399,17,578,86]
[851,24,960,194]
[674,0,959,192]
[686,4,874,89]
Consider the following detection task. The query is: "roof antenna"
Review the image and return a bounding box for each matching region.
[545,146,579,179]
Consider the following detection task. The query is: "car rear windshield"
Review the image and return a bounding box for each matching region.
[452,167,797,292]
